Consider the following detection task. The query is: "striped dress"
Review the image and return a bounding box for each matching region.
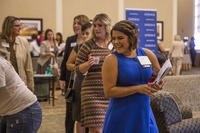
[75,39,110,128]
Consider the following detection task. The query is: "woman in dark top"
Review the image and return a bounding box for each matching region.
[59,14,89,133]
[56,32,65,56]
[66,22,92,133]
[189,36,196,66]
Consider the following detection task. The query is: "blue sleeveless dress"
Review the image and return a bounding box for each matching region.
[103,48,158,133]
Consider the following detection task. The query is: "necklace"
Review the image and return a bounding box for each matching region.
[96,39,108,48]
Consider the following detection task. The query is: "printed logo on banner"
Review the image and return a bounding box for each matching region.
[125,9,158,55]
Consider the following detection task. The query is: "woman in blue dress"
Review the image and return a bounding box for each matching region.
[102,20,163,133]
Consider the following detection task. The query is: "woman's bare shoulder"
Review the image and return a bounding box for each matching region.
[142,48,157,58]
[104,53,117,63]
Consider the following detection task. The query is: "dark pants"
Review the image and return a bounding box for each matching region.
[65,101,74,133]
[190,49,196,66]
[0,101,42,133]
[65,79,75,133]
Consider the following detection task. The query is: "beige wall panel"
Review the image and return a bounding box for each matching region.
[0,0,56,34]
[177,0,194,39]
[0,0,194,49]
[63,0,118,38]
[124,0,173,49]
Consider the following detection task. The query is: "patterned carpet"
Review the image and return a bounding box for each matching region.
[182,66,200,75]
[38,90,66,133]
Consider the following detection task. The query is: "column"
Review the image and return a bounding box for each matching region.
[56,0,63,33]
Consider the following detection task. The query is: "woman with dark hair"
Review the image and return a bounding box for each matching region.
[37,28,58,74]
[102,20,163,133]
[37,28,59,98]
[30,34,40,57]
[0,16,34,92]
[189,36,196,67]
[38,30,44,43]
[56,32,65,56]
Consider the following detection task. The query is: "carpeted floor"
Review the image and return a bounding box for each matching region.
[182,66,200,75]
[37,67,200,133]
[38,90,66,133]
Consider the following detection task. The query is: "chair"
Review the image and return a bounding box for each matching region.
[151,91,200,133]
[169,92,192,119]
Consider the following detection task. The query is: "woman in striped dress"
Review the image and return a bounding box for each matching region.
[75,13,111,133]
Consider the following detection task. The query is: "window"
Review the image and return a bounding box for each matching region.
[194,0,200,49]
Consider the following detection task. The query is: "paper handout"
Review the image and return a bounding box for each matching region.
[154,59,172,83]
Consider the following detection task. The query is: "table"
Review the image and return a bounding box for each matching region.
[34,74,56,106]
[182,54,192,70]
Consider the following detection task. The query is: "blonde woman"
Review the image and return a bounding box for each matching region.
[169,35,185,75]
[75,13,111,133]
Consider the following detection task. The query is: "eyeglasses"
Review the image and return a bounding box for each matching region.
[13,24,21,27]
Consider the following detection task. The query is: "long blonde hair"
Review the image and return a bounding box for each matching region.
[92,13,111,41]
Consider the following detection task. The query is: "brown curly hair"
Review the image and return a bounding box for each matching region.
[111,20,138,51]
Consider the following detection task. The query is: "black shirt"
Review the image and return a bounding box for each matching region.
[60,34,78,81]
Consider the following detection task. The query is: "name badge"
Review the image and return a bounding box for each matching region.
[70,42,76,47]
[1,41,10,48]
[50,48,54,52]
[137,56,151,68]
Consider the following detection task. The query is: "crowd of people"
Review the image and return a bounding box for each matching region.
[1,13,195,133]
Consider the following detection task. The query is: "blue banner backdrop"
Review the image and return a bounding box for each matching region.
[126,8,158,55]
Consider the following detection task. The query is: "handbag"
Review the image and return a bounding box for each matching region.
[65,71,75,102]
[49,41,60,77]
[50,57,59,77]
